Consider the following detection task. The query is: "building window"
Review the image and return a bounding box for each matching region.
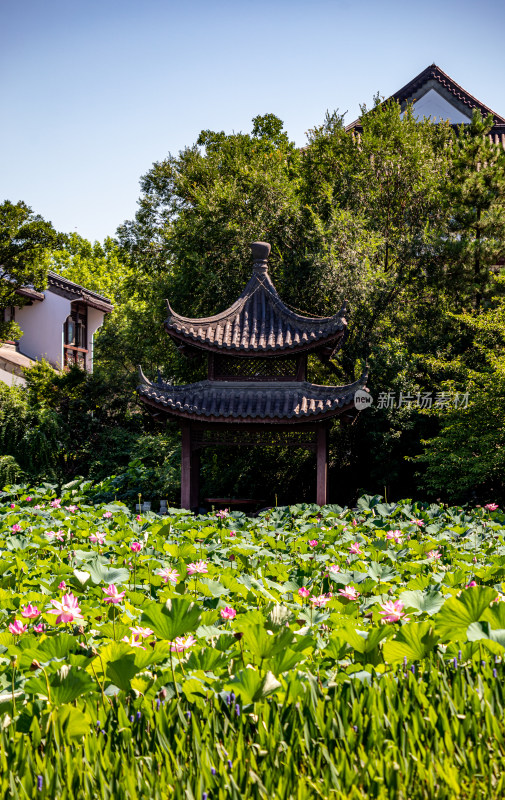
[2,306,15,324]
[63,303,87,369]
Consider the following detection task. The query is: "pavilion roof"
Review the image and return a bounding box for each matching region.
[165,242,347,356]
[138,370,368,424]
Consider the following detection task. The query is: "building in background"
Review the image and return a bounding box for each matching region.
[0,272,113,385]
[347,64,505,146]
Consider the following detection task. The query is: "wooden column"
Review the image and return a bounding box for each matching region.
[181,423,201,511]
[181,424,192,510]
[190,446,200,511]
[316,425,328,507]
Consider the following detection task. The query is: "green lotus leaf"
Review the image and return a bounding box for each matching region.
[141,598,201,640]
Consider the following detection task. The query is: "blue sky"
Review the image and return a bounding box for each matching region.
[2,0,505,242]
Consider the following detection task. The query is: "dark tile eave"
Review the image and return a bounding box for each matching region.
[137,376,366,423]
[165,325,346,355]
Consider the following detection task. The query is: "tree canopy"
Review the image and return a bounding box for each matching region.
[2,102,505,505]
[0,200,59,340]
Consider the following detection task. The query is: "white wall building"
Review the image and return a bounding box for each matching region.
[346,64,505,147]
[1,272,113,384]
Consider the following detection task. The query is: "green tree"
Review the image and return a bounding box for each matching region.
[20,104,500,505]
[49,233,132,304]
[439,110,505,311]
[415,288,505,502]
[0,200,58,339]
[112,107,460,503]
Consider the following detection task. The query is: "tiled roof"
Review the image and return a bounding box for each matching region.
[15,286,45,302]
[138,371,368,423]
[346,64,505,139]
[47,272,113,312]
[165,242,347,355]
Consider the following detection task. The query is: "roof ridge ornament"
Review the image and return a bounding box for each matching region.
[137,365,152,386]
[251,241,271,274]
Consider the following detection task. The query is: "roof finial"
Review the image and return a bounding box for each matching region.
[251,241,271,273]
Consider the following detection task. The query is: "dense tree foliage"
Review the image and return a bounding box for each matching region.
[0,200,58,340]
[1,103,504,505]
[113,102,505,504]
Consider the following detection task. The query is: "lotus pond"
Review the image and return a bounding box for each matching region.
[2,484,505,798]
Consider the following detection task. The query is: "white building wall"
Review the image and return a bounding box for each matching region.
[15,292,70,369]
[402,89,472,124]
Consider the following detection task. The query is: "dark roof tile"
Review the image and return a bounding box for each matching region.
[47,272,113,311]
[165,243,346,355]
[138,373,368,423]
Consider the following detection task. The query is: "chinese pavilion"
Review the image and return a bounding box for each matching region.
[138,242,367,509]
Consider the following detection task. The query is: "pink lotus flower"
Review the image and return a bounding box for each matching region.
[187,560,208,575]
[466,581,477,588]
[308,539,318,548]
[9,503,15,509]
[46,530,65,542]
[34,504,43,510]
[121,635,145,650]
[311,594,330,608]
[229,531,236,537]
[156,567,180,584]
[9,620,28,635]
[48,593,84,625]
[103,584,125,604]
[130,625,154,641]
[352,519,358,527]
[386,529,403,544]
[11,523,22,533]
[329,564,340,573]
[130,541,142,553]
[220,606,236,620]
[215,509,229,519]
[298,587,310,598]
[485,503,499,511]
[170,634,197,652]
[50,499,61,508]
[21,604,40,619]
[33,622,46,633]
[58,581,66,590]
[25,496,32,502]
[65,505,78,513]
[427,550,441,560]
[338,585,360,601]
[103,511,113,519]
[136,515,141,522]
[379,600,406,623]
[90,532,106,544]
[349,542,363,555]
[414,519,424,526]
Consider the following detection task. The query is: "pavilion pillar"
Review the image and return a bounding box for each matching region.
[316,425,329,506]
[190,446,200,511]
[181,424,192,510]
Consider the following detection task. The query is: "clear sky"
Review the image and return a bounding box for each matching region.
[2,0,504,242]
